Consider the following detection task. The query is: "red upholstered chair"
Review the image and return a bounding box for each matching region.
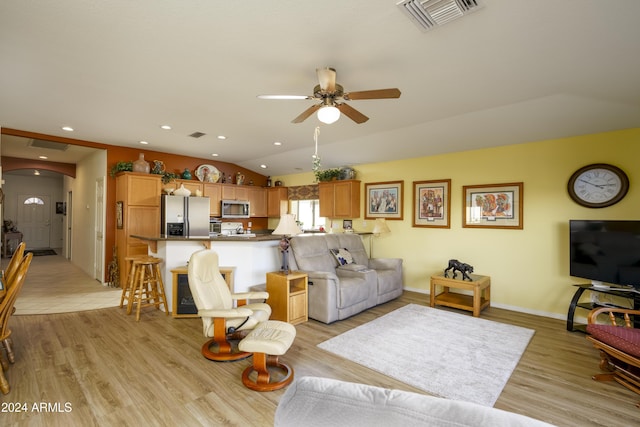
[586,307,640,407]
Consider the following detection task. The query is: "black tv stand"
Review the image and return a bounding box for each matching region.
[567,284,640,332]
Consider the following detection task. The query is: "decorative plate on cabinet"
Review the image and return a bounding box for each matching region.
[195,164,221,183]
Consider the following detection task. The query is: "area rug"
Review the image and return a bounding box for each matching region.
[317,304,534,406]
[27,249,57,256]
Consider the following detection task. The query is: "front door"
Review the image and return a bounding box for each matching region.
[17,193,51,249]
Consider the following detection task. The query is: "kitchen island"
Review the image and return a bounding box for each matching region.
[131,234,282,314]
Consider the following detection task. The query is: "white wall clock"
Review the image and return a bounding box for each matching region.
[567,163,629,208]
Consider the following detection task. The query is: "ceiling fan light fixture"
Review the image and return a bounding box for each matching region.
[317,106,340,124]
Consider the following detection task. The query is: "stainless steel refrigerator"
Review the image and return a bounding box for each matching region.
[161,195,210,237]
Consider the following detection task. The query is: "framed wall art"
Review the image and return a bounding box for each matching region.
[365,181,404,220]
[413,179,451,228]
[116,201,124,229]
[462,182,523,229]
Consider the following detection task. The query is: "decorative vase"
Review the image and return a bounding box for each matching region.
[173,184,191,197]
[152,160,165,175]
[132,153,150,173]
[182,168,192,180]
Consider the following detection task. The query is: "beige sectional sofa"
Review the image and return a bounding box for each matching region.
[288,233,403,324]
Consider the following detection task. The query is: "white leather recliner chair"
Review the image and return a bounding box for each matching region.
[188,249,271,361]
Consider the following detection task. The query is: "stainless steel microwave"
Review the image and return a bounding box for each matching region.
[221,200,250,218]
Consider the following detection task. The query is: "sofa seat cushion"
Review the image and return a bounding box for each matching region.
[586,324,640,358]
[274,376,555,427]
[336,271,374,308]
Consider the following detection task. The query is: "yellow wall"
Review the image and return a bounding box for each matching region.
[274,128,640,319]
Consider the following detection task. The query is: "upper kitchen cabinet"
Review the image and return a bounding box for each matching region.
[267,187,288,217]
[319,180,360,219]
[248,187,267,217]
[204,183,222,216]
[222,184,249,201]
[166,179,203,195]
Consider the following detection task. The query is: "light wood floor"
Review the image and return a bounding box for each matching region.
[2,251,121,315]
[1,260,639,426]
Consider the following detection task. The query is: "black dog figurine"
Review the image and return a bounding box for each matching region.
[444,259,474,281]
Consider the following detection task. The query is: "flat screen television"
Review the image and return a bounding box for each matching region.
[569,220,640,288]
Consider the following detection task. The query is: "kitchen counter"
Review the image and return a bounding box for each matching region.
[131,234,282,314]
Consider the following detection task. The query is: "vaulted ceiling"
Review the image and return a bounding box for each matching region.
[1,1,639,176]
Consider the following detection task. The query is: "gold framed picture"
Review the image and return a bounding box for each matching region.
[413,179,451,228]
[463,182,523,229]
[365,181,404,220]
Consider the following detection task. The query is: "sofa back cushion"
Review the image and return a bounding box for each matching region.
[290,236,337,273]
[325,234,369,265]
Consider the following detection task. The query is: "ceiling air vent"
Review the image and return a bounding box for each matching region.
[397,0,483,32]
[28,139,69,151]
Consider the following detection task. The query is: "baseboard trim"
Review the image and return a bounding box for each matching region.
[402,286,566,321]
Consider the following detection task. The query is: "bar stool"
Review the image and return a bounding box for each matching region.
[119,255,147,310]
[129,256,169,321]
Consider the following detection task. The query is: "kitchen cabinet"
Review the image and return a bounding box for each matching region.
[248,187,267,217]
[166,179,203,195]
[319,180,360,218]
[222,184,248,201]
[267,187,288,217]
[115,172,162,287]
[204,183,222,216]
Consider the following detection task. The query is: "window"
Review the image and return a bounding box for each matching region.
[24,197,45,205]
[290,199,325,230]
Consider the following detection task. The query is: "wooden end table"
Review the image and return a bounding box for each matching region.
[266,271,308,325]
[430,273,491,317]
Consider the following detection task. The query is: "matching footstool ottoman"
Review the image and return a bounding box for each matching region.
[238,320,296,391]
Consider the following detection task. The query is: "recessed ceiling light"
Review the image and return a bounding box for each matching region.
[160,125,172,130]
[139,140,149,145]
[211,153,219,157]
[62,126,74,132]
[38,155,48,159]
[260,164,268,169]
[273,141,282,146]
[217,135,226,140]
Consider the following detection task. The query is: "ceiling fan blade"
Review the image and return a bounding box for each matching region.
[257,94,312,100]
[344,88,401,100]
[292,104,322,123]
[317,67,336,92]
[336,103,369,124]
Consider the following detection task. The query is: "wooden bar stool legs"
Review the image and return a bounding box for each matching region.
[126,257,169,321]
[119,256,140,310]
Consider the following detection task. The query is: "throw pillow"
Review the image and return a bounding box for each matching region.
[330,248,354,266]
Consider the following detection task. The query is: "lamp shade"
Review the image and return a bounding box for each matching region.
[272,214,302,236]
[317,106,340,124]
[372,218,391,234]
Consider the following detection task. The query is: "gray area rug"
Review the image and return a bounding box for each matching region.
[317,304,534,406]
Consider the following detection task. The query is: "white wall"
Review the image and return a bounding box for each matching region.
[68,150,107,281]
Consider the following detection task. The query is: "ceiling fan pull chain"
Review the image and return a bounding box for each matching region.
[312,126,322,172]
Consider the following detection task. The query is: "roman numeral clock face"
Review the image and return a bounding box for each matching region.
[567,163,629,208]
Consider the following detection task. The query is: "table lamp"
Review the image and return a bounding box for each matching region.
[272,214,302,274]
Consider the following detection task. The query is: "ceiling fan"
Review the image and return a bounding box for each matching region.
[257,68,401,124]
